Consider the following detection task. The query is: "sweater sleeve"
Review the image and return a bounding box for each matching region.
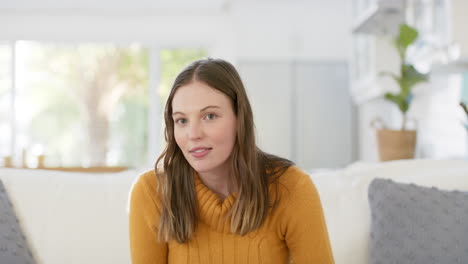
[129,172,168,263]
[281,172,335,264]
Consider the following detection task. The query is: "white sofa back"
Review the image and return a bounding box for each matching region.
[311,159,468,264]
[0,168,140,264]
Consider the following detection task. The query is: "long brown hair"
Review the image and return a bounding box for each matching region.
[155,58,293,243]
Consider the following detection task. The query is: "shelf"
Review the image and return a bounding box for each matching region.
[432,57,468,75]
[352,0,405,35]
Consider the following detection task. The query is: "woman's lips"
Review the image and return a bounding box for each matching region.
[190,148,212,158]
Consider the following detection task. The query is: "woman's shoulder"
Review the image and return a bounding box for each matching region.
[132,169,158,190]
[274,165,317,201]
[277,165,312,187]
[129,169,162,207]
[128,169,163,224]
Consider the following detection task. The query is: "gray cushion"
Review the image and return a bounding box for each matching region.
[0,179,36,264]
[368,178,468,264]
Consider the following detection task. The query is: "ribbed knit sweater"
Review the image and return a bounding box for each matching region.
[129,166,334,264]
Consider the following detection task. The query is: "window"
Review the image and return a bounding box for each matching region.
[409,0,450,47]
[14,41,149,167]
[2,41,207,168]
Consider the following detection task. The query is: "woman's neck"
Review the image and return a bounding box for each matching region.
[198,169,236,201]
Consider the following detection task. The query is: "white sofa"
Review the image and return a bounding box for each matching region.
[1,159,468,264]
[0,167,139,264]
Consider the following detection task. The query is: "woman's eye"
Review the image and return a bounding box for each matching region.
[176,119,186,125]
[205,113,217,120]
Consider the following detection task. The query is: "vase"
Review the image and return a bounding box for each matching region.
[376,129,417,161]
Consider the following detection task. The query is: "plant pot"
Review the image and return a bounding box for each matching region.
[376,129,417,161]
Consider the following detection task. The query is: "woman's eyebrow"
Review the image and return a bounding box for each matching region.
[200,105,221,112]
[172,106,220,116]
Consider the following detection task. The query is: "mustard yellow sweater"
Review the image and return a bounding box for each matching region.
[129,166,335,264]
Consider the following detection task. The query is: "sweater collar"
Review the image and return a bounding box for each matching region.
[194,172,237,233]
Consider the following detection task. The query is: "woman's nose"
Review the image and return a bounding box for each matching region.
[188,121,203,139]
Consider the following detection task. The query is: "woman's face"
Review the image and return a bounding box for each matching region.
[172,81,237,176]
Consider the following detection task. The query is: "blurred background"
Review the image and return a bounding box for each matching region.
[0,0,467,171]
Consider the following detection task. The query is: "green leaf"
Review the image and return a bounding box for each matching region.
[401,64,429,90]
[393,24,419,62]
[398,24,418,50]
[381,23,428,119]
[384,92,409,113]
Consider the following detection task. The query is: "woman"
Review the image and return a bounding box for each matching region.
[129,58,334,264]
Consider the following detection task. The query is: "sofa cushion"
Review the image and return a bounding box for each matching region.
[0,179,36,264]
[368,178,468,264]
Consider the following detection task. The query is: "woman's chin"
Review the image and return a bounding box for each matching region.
[189,161,225,175]
[188,161,211,173]
[190,165,212,174]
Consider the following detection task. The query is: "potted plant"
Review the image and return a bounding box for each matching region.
[375,23,429,161]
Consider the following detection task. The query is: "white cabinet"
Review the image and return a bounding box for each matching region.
[238,61,356,169]
[238,62,293,160]
[294,63,356,168]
